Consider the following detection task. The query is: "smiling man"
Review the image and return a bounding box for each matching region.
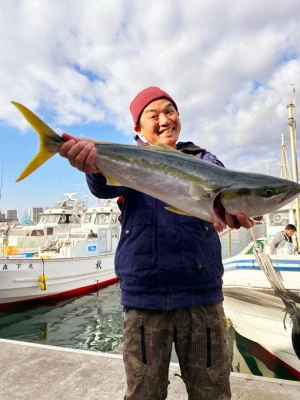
[59,86,259,399]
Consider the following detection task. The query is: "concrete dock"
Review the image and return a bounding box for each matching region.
[0,338,299,399]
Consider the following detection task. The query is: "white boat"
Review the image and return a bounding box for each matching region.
[223,246,300,379]
[0,202,120,307]
[222,96,300,379]
[1,193,87,255]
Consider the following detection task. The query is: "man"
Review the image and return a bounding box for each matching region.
[59,86,260,399]
[270,223,297,255]
[2,224,10,247]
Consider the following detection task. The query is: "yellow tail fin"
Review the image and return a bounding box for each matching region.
[11,102,64,182]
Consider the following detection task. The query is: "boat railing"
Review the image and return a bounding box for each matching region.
[40,239,62,253]
[0,235,48,255]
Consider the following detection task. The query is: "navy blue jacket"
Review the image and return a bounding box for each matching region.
[86,140,225,310]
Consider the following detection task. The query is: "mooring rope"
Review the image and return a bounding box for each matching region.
[250,228,300,359]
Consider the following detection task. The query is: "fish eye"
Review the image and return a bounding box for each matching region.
[264,188,273,197]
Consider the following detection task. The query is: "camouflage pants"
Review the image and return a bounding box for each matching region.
[123,303,231,400]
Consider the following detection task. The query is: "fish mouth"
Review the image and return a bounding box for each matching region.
[213,193,226,225]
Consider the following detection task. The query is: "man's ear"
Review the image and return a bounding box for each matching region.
[134,124,141,133]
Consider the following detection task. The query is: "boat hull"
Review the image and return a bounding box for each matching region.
[0,254,117,306]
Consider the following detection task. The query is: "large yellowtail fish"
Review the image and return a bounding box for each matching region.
[11,101,300,226]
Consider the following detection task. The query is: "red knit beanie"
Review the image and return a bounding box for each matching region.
[129,86,178,124]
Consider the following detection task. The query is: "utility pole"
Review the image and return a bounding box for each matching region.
[287,85,300,246]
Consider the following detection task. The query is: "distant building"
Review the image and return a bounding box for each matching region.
[28,207,43,224]
[6,209,18,221]
[21,210,30,225]
[0,211,5,222]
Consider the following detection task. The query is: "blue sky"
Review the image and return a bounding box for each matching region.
[0,0,300,220]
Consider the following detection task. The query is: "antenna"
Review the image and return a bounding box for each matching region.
[266,156,270,175]
[290,83,296,128]
[280,134,291,180]
[287,85,298,182]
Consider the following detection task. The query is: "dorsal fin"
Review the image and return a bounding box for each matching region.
[150,144,178,152]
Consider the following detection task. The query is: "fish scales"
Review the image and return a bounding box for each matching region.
[93,144,218,221]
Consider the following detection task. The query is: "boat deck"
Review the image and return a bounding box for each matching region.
[0,339,299,399]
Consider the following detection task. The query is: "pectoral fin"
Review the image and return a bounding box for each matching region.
[189,183,210,200]
[165,206,191,215]
[102,173,121,186]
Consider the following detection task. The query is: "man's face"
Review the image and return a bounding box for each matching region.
[286,229,296,237]
[135,98,181,148]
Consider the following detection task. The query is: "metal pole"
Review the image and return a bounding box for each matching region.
[228,229,231,258]
[287,97,300,248]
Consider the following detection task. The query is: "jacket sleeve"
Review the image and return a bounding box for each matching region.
[86,173,124,199]
[196,151,225,168]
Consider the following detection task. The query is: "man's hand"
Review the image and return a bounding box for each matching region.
[214,212,263,233]
[59,133,99,174]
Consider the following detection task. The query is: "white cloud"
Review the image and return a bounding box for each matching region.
[0,0,300,175]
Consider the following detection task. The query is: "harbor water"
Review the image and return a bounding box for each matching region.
[220,223,266,259]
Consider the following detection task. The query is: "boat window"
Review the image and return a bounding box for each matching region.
[32,230,45,236]
[95,214,108,224]
[59,215,68,224]
[84,214,92,223]
[46,227,54,235]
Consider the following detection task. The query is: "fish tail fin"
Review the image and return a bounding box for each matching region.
[11,101,64,182]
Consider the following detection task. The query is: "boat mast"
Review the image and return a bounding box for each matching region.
[287,85,300,245]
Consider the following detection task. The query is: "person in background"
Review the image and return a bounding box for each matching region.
[270,223,297,255]
[1,224,10,247]
[58,86,261,399]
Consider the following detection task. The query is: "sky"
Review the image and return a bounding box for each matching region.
[0,0,300,222]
